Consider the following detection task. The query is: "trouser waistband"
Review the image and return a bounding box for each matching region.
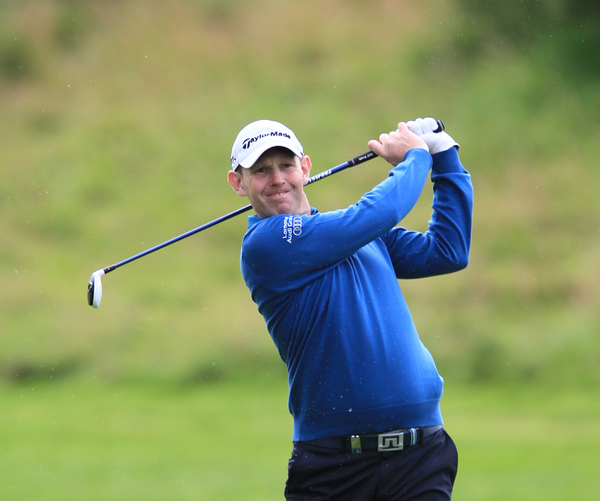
[301,425,443,454]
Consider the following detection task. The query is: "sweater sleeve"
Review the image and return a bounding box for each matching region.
[381,147,473,279]
[241,148,433,292]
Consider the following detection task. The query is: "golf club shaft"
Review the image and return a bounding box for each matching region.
[99,150,378,275]
[96,118,444,275]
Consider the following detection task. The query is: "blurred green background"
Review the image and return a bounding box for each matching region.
[1,0,599,499]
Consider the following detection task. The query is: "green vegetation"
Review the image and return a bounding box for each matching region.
[2,378,599,500]
[1,376,292,500]
[1,0,599,498]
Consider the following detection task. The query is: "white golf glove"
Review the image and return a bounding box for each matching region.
[407,117,459,154]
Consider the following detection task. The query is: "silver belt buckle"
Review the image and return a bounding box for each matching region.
[378,431,404,452]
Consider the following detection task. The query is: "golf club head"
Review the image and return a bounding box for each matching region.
[87,270,105,308]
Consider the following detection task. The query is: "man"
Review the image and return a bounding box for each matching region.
[228,117,473,500]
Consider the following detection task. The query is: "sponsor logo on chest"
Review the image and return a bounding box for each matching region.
[282,215,302,243]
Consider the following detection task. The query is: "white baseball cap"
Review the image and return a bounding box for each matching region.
[230,119,303,170]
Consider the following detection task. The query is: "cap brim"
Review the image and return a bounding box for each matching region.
[238,140,303,169]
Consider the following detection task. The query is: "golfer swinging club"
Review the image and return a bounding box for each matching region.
[227,117,473,500]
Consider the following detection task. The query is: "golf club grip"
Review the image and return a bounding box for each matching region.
[310,119,445,182]
[350,119,444,164]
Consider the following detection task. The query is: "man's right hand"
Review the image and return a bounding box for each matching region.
[367,122,428,166]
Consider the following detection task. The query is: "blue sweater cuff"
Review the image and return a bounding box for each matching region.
[400,147,432,168]
[431,146,463,175]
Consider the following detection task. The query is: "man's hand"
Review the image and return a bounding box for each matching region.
[368,122,428,166]
[406,117,459,154]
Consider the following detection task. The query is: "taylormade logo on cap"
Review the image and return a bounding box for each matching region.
[242,131,292,150]
[231,119,303,170]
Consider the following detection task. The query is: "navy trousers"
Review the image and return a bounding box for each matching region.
[285,429,458,501]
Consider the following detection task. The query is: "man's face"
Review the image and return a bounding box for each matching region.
[228,147,312,219]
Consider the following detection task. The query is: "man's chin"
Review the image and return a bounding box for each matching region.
[265,202,295,217]
[254,205,292,219]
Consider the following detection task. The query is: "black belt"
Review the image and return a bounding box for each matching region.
[303,425,443,454]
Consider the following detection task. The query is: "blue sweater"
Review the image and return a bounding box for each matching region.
[240,147,473,441]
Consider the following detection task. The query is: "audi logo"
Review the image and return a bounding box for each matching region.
[292,216,303,236]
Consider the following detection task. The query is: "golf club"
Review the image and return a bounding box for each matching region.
[88,120,444,308]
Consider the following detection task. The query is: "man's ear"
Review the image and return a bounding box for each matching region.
[301,155,312,185]
[227,169,247,196]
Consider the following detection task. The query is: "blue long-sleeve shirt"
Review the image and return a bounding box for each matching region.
[239,147,473,441]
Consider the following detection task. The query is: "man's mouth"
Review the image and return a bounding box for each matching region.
[266,191,290,200]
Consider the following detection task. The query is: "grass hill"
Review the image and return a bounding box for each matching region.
[1,0,599,387]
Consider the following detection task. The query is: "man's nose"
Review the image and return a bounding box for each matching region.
[270,167,285,184]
